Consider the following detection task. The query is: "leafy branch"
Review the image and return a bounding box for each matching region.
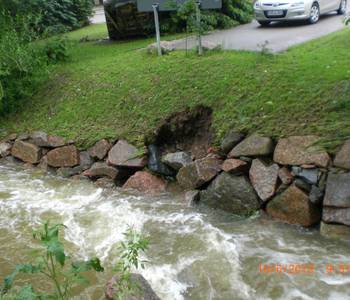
[113,228,149,300]
[0,221,104,300]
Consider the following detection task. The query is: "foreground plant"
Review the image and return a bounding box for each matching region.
[113,228,149,300]
[0,222,104,300]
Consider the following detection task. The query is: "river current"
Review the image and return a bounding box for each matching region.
[0,162,349,300]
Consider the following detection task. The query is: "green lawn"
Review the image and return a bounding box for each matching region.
[1,23,350,150]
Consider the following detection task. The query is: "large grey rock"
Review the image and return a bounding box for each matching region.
[273,136,331,168]
[249,159,279,202]
[323,173,350,208]
[47,145,79,168]
[29,131,47,146]
[11,140,41,164]
[123,171,167,194]
[200,172,260,215]
[220,130,245,154]
[147,41,175,55]
[334,140,350,170]
[176,155,222,189]
[266,185,321,227]
[83,162,118,180]
[323,207,350,226]
[88,139,111,160]
[148,144,175,176]
[202,41,222,51]
[291,166,320,185]
[30,131,65,148]
[0,142,11,157]
[108,140,146,168]
[162,151,192,171]
[79,151,94,171]
[105,273,160,300]
[228,134,274,158]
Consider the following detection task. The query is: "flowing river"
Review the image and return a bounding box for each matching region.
[0,162,350,300]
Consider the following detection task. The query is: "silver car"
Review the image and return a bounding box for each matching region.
[254,0,347,26]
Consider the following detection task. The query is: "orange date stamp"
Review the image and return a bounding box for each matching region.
[259,263,350,275]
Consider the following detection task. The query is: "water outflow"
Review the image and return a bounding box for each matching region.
[0,162,350,300]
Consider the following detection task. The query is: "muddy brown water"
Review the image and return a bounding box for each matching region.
[0,162,350,300]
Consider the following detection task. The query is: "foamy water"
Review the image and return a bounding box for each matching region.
[0,162,350,300]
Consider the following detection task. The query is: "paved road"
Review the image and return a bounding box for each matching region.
[90,6,106,24]
[172,10,348,52]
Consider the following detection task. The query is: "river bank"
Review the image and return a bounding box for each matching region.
[1,105,350,241]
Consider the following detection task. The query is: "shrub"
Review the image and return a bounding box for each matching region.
[44,38,70,63]
[0,7,71,116]
[0,12,46,115]
[113,228,149,299]
[176,0,240,33]
[0,0,93,36]
[171,0,252,32]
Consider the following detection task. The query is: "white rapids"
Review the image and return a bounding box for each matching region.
[0,162,350,300]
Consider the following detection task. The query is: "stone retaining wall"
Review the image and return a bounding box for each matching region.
[1,129,350,240]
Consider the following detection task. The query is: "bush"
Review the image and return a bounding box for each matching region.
[170,0,252,32]
[44,38,70,63]
[0,0,93,36]
[0,11,70,116]
[0,12,46,115]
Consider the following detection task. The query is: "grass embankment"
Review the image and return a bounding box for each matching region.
[1,23,350,149]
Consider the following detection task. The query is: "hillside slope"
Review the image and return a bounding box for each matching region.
[1,24,349,149]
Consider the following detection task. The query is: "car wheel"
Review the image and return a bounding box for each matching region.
[338,0,347,15]
[308,3,320,24]
[258,21,271,27]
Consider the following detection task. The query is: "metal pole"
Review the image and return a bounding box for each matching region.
[196,1,203,56]
[152,4,162,56]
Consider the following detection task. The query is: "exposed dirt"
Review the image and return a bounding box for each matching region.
[146,105,213,159]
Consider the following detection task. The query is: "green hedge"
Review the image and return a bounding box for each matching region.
[0,0,93,36]
[172,0,253,32]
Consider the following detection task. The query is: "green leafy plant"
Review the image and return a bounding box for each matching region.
[0,222,104,300]
[44,38,69,63]
[1,0,93,36]
[113,228,149,300]
[175,0,250,32]
[0,10,46,116]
